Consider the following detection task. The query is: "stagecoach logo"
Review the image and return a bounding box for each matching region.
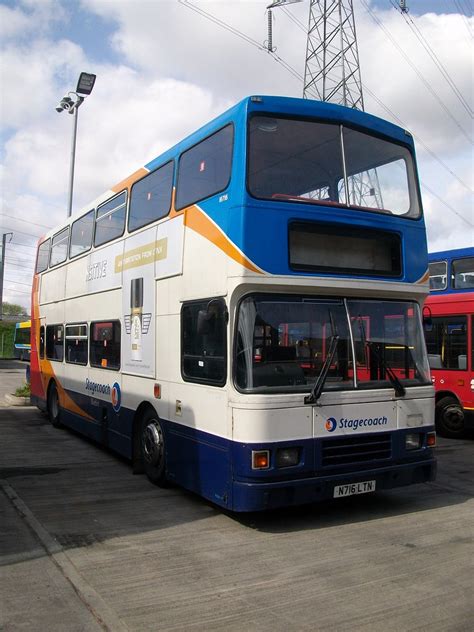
[85,378,111,396]
[325,415,389,432]
[85,379,121,413]
[111,382,121,413]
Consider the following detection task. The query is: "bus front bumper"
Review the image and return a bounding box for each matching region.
[231,458,437,512]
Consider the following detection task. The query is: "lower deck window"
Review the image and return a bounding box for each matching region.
[425,315,467,370]
[66,324,88,365]
[90,321,121,370]
[181,299,227,385]
[46,324,64,361]
[39,326,45,358]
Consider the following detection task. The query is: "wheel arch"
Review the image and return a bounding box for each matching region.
[435,389,463,408]
[131,400,159,473]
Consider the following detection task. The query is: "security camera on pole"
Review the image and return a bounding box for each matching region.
[56,72,96,218]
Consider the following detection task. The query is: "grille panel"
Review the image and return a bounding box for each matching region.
[322,432,392,467]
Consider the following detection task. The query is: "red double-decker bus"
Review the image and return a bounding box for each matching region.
[425,248,474,437]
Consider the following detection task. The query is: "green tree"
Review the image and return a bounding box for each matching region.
[1,302,29,318]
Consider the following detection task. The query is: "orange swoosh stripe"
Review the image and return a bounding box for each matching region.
[111,167,149,193]
[184,206,263,274]
[416,269,430,284]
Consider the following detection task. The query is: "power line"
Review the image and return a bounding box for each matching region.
[5,259,35,269]
[178,0,266,51]
[451,0,473,39]
[179,0,472,224]
[281,5,307,32]
[5,279,32,287]
[3,288,31,295]
[178,0,304,83]
[363,84,473,194]
[390,0,473,117]
[2,213,54,231]
[3,226,43,240]
[10,240,37,252]
[359,0,473,145]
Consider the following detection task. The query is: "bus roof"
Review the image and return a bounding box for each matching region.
[16,320,31,328]
[429,247,474,262]
[39,95,415,242]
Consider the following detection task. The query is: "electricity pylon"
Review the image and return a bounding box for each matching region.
[303,0,383,207]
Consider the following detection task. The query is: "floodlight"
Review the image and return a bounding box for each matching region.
[54,72,96,217]
[76,72,96,96]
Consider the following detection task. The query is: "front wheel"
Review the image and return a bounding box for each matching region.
[436,396,465,438]
[47,382,62,428]
[140,410,168,486]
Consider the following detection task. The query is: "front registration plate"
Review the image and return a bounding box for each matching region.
[333,480,376,498]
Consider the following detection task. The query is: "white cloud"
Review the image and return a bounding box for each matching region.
[1,0,473,310]
[0,0,67,40]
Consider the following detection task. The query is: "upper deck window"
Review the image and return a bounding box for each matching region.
[95,192,127,247]
[50,227,69,267]
[36,239,50,273]
[129,161,174,232]
[176,125,233,210]
[452,256,474,290]
[70,210,94,258]
[248,116,420,219]
[428,261,447,290]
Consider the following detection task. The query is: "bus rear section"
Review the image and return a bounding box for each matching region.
[424,292,474,437]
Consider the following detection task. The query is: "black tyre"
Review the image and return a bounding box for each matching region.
[47,382,62,428]
[435,396,465,438]
[140,409,168,486]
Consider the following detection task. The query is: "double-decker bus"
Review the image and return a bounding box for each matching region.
[425,248,474,437]
[14,320,31,361]
[30,95,436,511]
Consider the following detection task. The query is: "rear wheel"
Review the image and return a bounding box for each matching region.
[140,409,168,486]
[47,382,62,428]
[436,396,465,438]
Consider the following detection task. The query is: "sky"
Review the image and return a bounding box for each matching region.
[0,0,473,312]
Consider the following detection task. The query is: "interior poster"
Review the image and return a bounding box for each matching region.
[118,227,158,376]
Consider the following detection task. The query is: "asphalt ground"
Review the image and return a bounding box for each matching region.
[0,362,473,631]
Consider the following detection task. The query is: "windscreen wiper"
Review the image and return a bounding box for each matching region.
[304,335,339,405]
[356,316,405,397]
[366,340,406,397]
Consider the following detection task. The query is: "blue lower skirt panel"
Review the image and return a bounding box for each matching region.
[36,390,437,512]
[231,460,437,512]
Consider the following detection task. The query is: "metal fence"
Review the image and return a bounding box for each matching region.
[0,330,15,358]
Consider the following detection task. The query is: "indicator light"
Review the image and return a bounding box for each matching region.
[427,432,436,448]
[252,450,270,469]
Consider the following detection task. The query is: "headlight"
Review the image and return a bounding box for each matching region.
[276,447,300,468]
[405,433,422,450]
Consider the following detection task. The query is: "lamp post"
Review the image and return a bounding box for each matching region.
[56,72,96,218]
[0,233,13,321]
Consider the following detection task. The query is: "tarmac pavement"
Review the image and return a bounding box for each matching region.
[0,359,473,631]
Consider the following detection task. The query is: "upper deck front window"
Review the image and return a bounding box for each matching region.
[247,116,420,218]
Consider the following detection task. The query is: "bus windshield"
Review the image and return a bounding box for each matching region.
[235,295,430,393]
[248,116,420,218]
